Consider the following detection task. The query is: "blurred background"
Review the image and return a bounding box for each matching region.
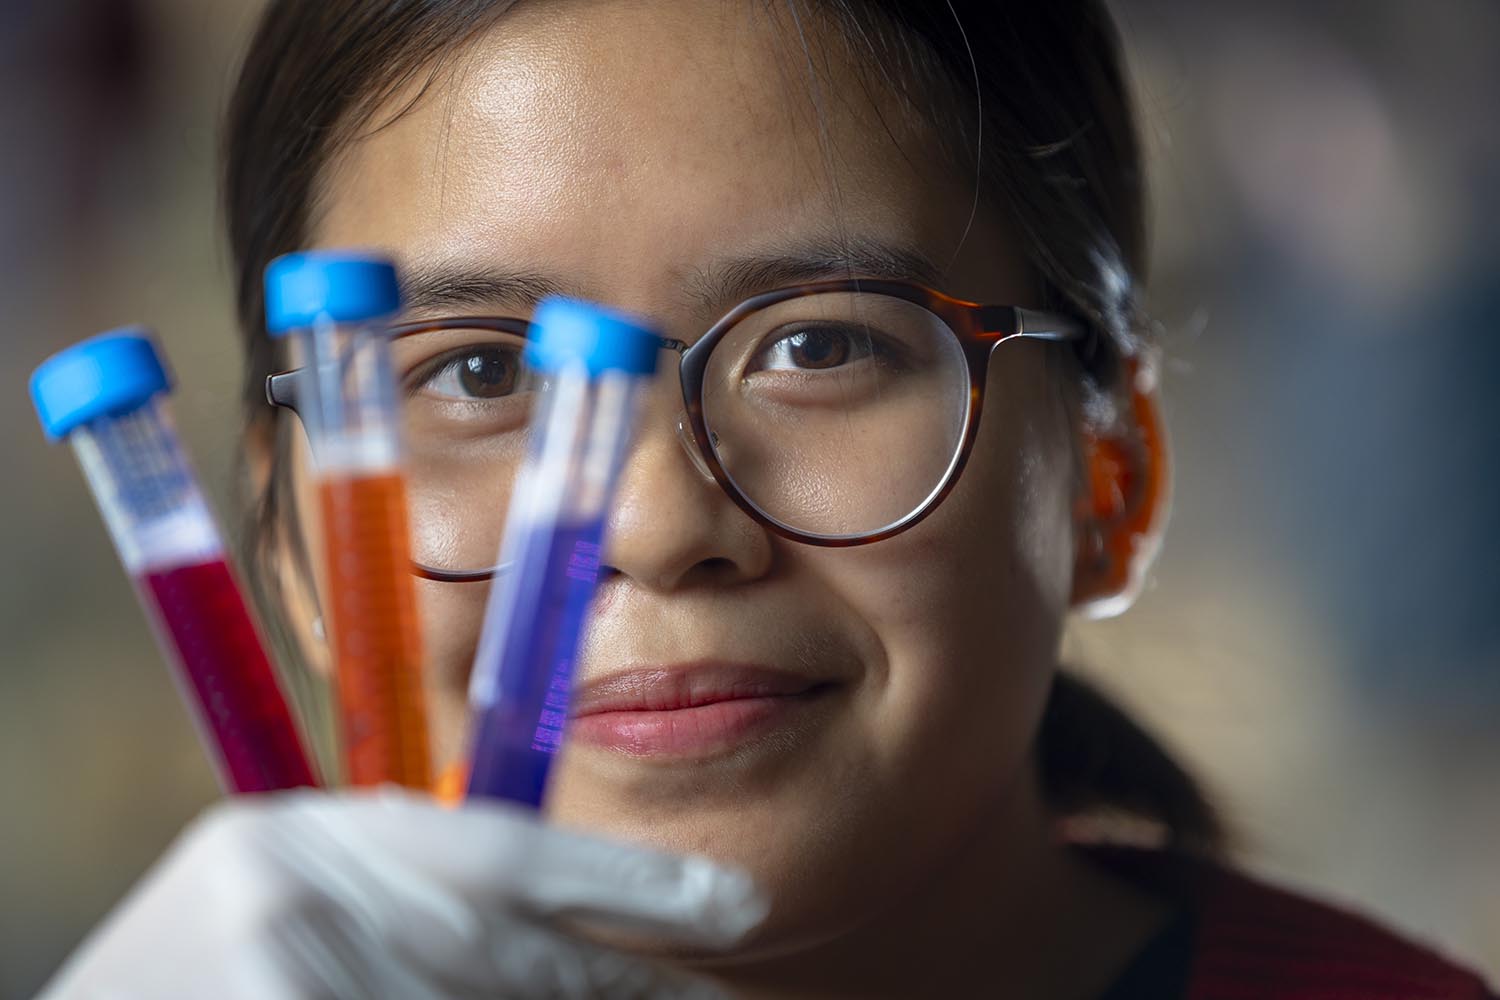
[0,0,1495,994]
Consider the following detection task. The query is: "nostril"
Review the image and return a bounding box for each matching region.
[591,564,623,613]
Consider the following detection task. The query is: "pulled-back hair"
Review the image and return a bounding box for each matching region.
[223,0,1224,854]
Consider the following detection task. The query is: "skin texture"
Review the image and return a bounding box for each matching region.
[269,1,1170,994]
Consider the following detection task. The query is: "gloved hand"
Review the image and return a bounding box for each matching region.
[39,788,766,999]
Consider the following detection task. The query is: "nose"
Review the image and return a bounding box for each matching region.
[600,366,772,593]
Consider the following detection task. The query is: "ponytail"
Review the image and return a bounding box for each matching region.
[1039,671,1228,855]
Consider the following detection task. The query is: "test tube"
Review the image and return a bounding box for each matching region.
[466,298,660,807]
[264,251,431,789]
[29,329,318,794]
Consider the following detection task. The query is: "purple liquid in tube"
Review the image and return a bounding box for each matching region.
[140,558,318,793]
[466,521,603,806]
[463,297,658,809]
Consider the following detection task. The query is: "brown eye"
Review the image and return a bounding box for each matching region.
[457,349,518,398]
[784,329,849,369]
[750,326,866,373]
[409,345,523,400]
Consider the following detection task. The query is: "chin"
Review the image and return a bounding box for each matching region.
[547,775,903,964]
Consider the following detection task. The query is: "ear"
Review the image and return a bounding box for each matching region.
[248,413,333,679]
[274,521,333,679]
[1069,359,1170,618]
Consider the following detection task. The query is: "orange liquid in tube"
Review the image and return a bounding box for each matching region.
[320,471,431,788]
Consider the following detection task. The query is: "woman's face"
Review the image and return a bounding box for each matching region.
[293,0,1080,950]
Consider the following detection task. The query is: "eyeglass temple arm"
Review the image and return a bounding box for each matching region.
[1013,307,1088,343]
[266,369,302,415]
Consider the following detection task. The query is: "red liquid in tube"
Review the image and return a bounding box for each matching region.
[141,558,318,793]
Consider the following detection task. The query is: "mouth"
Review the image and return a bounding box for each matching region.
[568,663,840,759]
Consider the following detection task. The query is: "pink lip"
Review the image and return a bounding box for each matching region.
[568,663,834,758]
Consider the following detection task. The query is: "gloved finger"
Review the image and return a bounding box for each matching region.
[261,799,733,999]
[269,903,417,1000]
[280,788,767,950]
[263,794,495,992]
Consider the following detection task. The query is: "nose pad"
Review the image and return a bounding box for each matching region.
[675,414,716,481]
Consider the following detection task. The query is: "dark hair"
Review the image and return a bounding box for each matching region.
[223,0,1224,854]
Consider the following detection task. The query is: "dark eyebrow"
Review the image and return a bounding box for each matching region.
[399,264,565,314]
[397,235,945,317]
[688,236,945,310]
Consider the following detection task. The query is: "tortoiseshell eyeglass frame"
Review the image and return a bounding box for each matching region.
[266,278,1090,582]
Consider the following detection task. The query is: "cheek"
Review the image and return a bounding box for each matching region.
[415,579,487,770]
[805,354,1074,774]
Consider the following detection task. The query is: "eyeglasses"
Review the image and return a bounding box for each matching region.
[267,278,1087,582]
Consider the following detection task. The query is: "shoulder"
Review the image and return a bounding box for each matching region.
[1079,844,1495,999]
[1190,861,1493,999]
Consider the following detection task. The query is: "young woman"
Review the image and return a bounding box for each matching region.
[42,1,1495,997]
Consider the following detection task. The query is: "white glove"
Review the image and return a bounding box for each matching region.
[40,788,766,999]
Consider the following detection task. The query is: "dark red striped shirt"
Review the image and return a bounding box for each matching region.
[1086,846,1495,999]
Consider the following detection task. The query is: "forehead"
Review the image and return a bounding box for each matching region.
[313,0,994,312]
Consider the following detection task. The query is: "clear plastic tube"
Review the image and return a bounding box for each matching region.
[293,317,432,789]
[33,332,318,794]
[466,300,658,807]
[265,251,432,789]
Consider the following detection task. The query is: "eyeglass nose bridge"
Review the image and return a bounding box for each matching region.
[675,413,715,482]
[650,335,717,484]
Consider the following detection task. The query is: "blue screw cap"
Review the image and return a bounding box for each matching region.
[30,327,172,440]
[527,297,661,377]
[263,250,402,336]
